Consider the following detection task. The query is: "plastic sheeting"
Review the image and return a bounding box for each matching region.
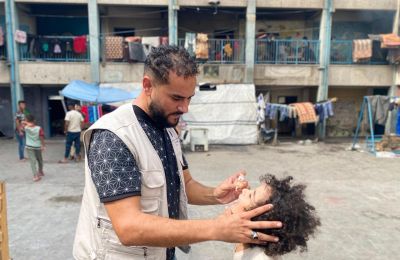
[182,84,258,145]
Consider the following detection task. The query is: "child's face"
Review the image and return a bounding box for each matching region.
[237,183,273,211]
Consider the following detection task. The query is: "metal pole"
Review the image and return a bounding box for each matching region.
[5,0,23,127]
[244,0,256,83]
[88,0,100,84]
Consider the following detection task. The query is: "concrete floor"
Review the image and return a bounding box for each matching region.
[0,138,399,260]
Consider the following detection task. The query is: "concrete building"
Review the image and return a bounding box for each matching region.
[0,0,399,138]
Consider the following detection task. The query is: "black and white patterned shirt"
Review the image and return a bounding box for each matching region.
[87,105,187,260]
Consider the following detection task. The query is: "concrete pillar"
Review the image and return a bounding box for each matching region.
[5,0,23,121]
[88,0,100,84]
[245,0,256,84]
[317,0,334,139]
[385,0,400,134]
[168,0,178,45]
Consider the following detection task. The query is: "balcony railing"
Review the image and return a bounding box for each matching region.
[330,40,388,65]
[256,39,320,64]
[178,38,245,64]
[19,35,90,62]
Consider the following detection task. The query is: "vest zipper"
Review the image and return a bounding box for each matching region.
[97,217,101,228]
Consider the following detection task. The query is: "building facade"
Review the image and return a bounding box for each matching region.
[0,0,399,138]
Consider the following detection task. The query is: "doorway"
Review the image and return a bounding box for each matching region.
[48,96,65,136]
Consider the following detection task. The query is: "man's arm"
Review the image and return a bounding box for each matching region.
[183,169,248,205]
[105,196,280,247]
[64,121,69,134]
[183,169,219,205]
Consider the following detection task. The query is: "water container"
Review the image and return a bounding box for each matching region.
[190,128,209,152]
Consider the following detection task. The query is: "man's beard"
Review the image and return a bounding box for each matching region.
[149,100,182,128]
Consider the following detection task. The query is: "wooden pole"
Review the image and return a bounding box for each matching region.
[0,182,10,260]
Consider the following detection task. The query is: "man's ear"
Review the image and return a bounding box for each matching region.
[142,75,153,96]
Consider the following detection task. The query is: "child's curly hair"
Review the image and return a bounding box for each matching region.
[251,174,321,256]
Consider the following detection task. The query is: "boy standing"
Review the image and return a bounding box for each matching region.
[24,115,45,182]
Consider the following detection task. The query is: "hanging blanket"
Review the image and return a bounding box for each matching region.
[352,39,372,63]
[195,33,209,59]
[381,33,400,48]
[291,102,317,124]
[105,36,124,60]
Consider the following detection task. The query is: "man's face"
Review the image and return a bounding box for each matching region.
[148,72,196,128]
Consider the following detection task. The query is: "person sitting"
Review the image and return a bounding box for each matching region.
[229,174,321,259]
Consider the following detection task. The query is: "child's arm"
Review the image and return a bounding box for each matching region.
[39,127,45,150]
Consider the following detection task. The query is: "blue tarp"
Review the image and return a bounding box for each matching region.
[60,80,139,103]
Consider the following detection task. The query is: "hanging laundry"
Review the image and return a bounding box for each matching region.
[53,42,62,54]
[124,36,141,43]
[184,33,196,56]
[380,33,400,48]
[352,39,372,63]
[15,30,27,44]
[291,103,317,124]
[366,95,391,125]
[128,42,145,62]
[387,49,400,64]
[142,37,160,56]
[0,26,4,46]
[256,93,265,125]
[315,101,334,123]
[105,36,124,60]
[397,107,400,135]
[81,106,89,123]
[224,41,233,58]
[195,33,209,59]
[73,35,87,54]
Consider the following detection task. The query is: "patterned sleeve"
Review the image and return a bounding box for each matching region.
[87,129,142,203]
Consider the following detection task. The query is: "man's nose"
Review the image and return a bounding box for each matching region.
[177,100,189,113]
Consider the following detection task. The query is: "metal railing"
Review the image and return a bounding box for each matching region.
[255,39,320,64]
[178,38,245,64]
[330,40,388,65]
[19,35,90,62]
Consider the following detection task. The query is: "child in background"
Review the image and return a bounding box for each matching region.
[24,115,45,182]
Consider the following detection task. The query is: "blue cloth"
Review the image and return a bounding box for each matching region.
[16,131,25,160]
[397,107,400,135]
[279,106,289,121]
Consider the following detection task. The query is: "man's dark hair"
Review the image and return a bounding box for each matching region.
[144,45,199,85]
[26,114,35,123]
[252,174,321,256]
[18,100,26,105]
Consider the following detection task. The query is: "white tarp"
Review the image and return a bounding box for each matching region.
[182,84,258,145]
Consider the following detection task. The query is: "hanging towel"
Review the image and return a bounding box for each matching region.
[105,36,124,60]
[73,35,87,54]
[185,33,196,56]
[352,39,372,63]
[195,33,209,59]
[15,30,27,44]
[128,42,145,62]
[291,102,317,124]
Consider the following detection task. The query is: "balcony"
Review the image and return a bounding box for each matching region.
[255,39,320,64]
[330,40,388,65]
[19,35,90,62]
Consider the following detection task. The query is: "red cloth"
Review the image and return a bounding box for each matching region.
[73,36,87,54]
[81,106,89,123]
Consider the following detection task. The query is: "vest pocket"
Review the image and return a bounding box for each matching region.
[140,198,160,215]
[104,248,147,259]
[140,169,165,197]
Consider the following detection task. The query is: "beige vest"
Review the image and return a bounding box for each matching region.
[73,104,189,260]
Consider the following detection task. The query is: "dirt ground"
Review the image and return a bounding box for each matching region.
[0,138,399,260]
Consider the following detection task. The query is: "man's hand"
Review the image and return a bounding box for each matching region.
[213,170,249,204]
[213,204,282,244]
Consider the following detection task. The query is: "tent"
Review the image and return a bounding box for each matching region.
[182,84,258,145]
[60,80,140,104]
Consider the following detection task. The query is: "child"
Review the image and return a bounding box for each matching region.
[230,174,321,259]
[24,115,45,182]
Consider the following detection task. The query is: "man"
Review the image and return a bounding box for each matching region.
[59,104,84,163]
[73,46,282,260]
[15,100,29,161]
